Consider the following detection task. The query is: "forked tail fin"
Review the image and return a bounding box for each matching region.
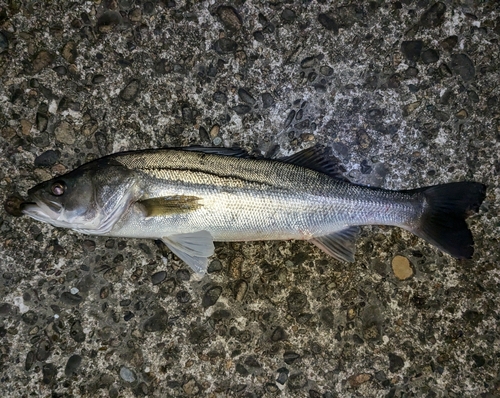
[408,182,486,259]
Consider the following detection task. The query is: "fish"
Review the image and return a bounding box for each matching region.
[21,146,486,274]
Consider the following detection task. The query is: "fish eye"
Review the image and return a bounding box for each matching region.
[51,181,66,196]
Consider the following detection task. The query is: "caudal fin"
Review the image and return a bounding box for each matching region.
[409,182,486,259]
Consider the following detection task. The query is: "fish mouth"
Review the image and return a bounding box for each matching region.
[21,200,62,223]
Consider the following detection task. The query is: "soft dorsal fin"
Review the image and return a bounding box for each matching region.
[138,195,202,217]
[176,146,251,158]
[311,226,359,262]
[281,146,348,181]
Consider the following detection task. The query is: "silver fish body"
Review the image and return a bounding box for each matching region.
[22,146,486,273]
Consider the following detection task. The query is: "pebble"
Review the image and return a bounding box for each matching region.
[271,326,286,342]
[320,65,333,76]
[97,11,122,33]
[288,372,307,390]
[151,271,167,285]
[213,91,227,104]
[207,259,223,273]
[401,40,423,62]
[32,50,55,73]
[217,6,242,34]
[300,56,316,69]
[456,109,468,119]
[318,13,338,33]
[261,92,274,108]
[183,378,199,396]
[70,287,79,295]
[209,124,220,138]
[347,373,371,387]
[53,65,67,75]
[388,353,404,372]
[238,88,256,105]
[55,121,75,145]
[212,137,222,145]
[92,74,105,84]
[253,31,264,42]
[60,291,83,306]
[70,320,85,342]
[120,80,140,101]
[421,49,439,64]
[0,32,8,53]
[62,41,77,64]
[276,367,289,384]
[36,338,51,361]
[143,309,168,332]
[202,286,222,307]
[4,195,24,217]
[42,363,57,385]
[449,54,475,82]
[419,2,446,28]
[441,35,458,52]
[320,307,334,329]
[283,351,300,364]
[119,366,136,383]
[233,279,248,301]
[391,255,413,280]
[65,354,82,376]
[284,110,296,128]
[213,38,237,54]
[231,104,251,115]
[281,8,296,22]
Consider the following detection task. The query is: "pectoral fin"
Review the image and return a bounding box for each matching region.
[311,227,359,262]
[139,195,202,217]
[161,230,215,274]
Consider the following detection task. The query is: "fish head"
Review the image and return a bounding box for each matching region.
[22,159,136,234]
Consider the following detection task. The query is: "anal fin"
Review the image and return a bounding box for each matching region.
[161,230,214,274]
[311,227,359,262]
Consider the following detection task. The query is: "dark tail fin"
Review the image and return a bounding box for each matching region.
[408,182,486,259]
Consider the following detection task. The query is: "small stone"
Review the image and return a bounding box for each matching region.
[419,2,446,29]
[65,354,82,376]
[60,292,83,306]
[421,49,439,64]
[391,255,413,280]
[129,8,142,22]
[32,50,55,73]
[347,373,371,387]
[212,137,222,145]
[217,6,242,34]
[288,372,307,390]
[82,240,96,252]
[318,13,338,33]
[271,326,286,341]
[320,65,333,76]
[233,279,248,301]
[283,351,300,364]
[238,88,256,105]
[456,109,468,119]
[209,124,220,138]
[120,80,140,101]
[231,104,251,115]
[281,8,296,22]
[151,271,167,285]
[42,363,57,385]
[389,353,404,372]
[144,309,168,332]
[300,56,316,69]
[53,65,67,75]
[70,320,85,342]
[70,287,79,295]
[213,91,227,104]
[34,150,60,167]
[183,378,199,396]
[441,35,458,52]
[4,195,24,217]
[401,40,423,62]
[0,32,8,53]
[36,338,51,361]
[213,38,237,54]
[97,11,122,33]
[120,366,136,383]
[253,31,264,42]
[284,110,296,128]
[261,92,274,108]
[287,292,308,314]
[207,259,223,273]
[55,121,75,145]
[403,101,420,116]
[92,74,105,84]
[62,41,77,64]
[276,367,289,384]
[449,54,475,82]
[202,286,222,308]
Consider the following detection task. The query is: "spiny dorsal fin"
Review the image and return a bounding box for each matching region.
[311,226,360,262]
[176,146,251,158]
[139,195,202,217]
[281,146,349,181]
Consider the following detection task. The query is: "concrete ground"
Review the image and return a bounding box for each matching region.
[0,1,499,397]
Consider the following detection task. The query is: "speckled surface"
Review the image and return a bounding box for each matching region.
[0,1,499,397]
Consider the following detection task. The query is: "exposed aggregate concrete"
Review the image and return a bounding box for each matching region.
[0,1,499,397]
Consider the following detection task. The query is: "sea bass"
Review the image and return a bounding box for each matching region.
[21,146,486,273]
